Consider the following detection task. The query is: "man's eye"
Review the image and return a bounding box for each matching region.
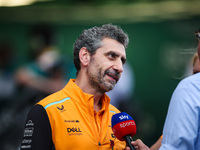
[108,53,115,59]
[111,54,115,58]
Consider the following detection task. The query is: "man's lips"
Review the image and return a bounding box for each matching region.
[106,72,119,82]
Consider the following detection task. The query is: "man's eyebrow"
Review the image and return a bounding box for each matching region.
[105,51,126,64]
[105,51,118,56]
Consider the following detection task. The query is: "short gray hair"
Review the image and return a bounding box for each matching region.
[73,23,129,74]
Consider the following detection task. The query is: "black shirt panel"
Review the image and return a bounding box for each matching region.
[20,104,55,150]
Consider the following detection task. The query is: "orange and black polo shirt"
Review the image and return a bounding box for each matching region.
[20,79,126,150]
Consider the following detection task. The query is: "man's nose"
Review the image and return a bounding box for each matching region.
[113,60,123,73]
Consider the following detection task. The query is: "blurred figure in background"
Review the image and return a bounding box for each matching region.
[0,40,20,150]
[15,24,69,104]
[15,47,67,104]
[15,25,67,104]
[0,40,16,104]
[28,24,56,62]
[0,25,71,150]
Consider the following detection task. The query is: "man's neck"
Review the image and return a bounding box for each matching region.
[93,95,102,112]
[75,76,103,112]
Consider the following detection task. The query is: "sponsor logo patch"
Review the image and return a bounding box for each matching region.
[57,105,66,112]
[26,120,34,127]
[65,120,79,123]
[23,127,34,137]
[67,127,82,135]
[22,139,32,144]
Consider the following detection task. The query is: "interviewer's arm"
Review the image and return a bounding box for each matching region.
[150,136,162,150]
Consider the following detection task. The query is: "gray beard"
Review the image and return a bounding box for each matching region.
[87,68,115,94]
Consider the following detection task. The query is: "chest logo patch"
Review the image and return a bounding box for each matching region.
[57,105,66,112]
[67,127,82,136]
[57,105,64,110]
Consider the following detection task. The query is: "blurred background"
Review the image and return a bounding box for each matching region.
[0,0,200,149]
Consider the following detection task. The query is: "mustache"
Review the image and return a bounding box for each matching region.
[105,69,120,82]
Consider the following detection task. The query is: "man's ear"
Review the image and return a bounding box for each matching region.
[79,47,90,67]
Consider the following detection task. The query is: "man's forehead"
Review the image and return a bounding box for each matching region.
[98,38,126,53]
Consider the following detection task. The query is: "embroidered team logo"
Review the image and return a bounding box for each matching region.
[57,105,66,112]
[57,105,64,110]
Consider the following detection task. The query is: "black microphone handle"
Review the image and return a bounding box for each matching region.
[124,135,136,150]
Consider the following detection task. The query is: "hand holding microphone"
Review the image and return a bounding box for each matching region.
[111,112,150,150]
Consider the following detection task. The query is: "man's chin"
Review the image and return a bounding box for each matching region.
[101,80,116,92]
[105,83,116,91]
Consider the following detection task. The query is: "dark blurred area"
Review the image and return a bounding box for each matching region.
[0,24,75,150]
[0,0,200,149]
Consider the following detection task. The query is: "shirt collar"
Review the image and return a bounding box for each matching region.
[63,79,110,112]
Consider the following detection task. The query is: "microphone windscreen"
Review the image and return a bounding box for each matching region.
[111,112,136,141]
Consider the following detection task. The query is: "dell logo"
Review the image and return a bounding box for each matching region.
[67,127,82,133]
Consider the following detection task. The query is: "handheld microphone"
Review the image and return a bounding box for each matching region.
[111,112,136,150]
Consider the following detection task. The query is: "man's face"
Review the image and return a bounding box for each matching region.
[86,38,126,93]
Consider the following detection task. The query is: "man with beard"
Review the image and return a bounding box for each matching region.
[20,24,149,150]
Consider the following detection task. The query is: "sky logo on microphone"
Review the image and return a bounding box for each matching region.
[119,121,135,128]
[119,115,129,120]
[111,112,133,127]
[111,112,136,141]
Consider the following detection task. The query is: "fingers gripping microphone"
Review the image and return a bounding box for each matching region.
[111,112,136,150]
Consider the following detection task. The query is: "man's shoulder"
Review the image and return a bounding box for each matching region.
[179,73,200,87]
[109,104,121,114]
[173,73,200,100]
[37,89,68,108]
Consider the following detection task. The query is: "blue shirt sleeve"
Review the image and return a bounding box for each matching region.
[159,75,200,150]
